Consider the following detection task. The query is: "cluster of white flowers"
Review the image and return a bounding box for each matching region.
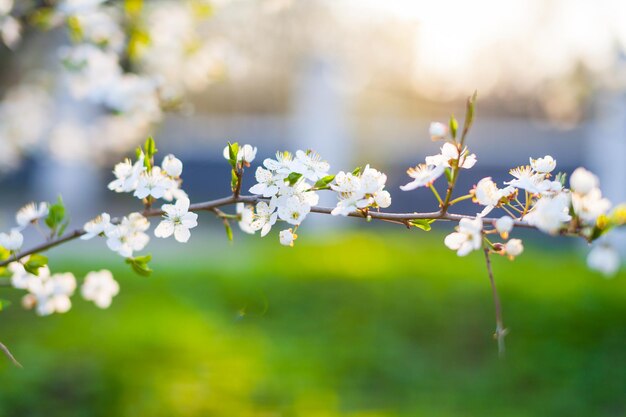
[108,152,186,203]
[9,260,119,316]
[330,165,391,216]
[401,141,476,191]
[239,146,392,246]
[241,149,322,244]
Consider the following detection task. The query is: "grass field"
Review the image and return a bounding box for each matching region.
[0,231,624,417]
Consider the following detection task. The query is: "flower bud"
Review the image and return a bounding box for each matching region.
[570,167,599,195]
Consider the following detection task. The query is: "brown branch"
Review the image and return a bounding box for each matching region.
[0,341,22,368]
[0,194,536,268]
[483,247,507,357]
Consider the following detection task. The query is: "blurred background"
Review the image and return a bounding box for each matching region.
[0,0,625,416]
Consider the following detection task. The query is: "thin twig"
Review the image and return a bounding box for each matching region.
[0,341,22,368]
[483,247,507,357]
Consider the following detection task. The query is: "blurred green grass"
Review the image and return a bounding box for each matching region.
[0,231,624,417]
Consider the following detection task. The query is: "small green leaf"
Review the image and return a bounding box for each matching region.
[58,220,70,237]
[135,147,143,160]
[126,254,153,277]
[0,299,11,312]
[444,168,453,183]
[224,221,233,242]
[352,166,363,176]
[449,115,458,139]
[24,254,48,275]
[144,136,157,158]
[0,246,10,262]
[314,175,336,189]
[45,196,66,230]
[462,91,478,138]
[555,171,567,187]
[287,172,303,186]
[227,142,239,168]
[409,219,435,231]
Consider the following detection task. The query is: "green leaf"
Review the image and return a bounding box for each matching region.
[287,172,303,186]
[555,171,567,187]
[227,142,239,168]
[135,147,143,160]
[45,196,66,230]
[24,254,48,275]
[449,115,458,139]
[409,219,435,231]
[352,166,363,176]
[224,221,233,242]
[444,167,453,183]
[0,246,10,262]
[144,136,157,158]
[314,175,336,189]
[462,91,478,139]
[125,254,153,277]
[58,220,70,237]
[0,299,11,312]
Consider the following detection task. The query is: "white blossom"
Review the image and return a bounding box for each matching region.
[134,167,174,200]
[161,154,183,177]
[28,272,77,316]
[426,142,477,170]
[530,155,556,174]
[162,181,188,202]
[505,165,549,194]
[429,122,448,140]
[81,213,112,240]
[473,177,515,216]
[524,192,571,234]
[263,151,294,174]
[587,244,620,277]
[81,270,120,308]
[504,239,524,257]
[400,164,445,191]
[279,228,296,247]
[249,167,282,197]
[154,197,198,243]
[105,213,150,257]
[571,188,611,224]
[222,144,257,164]
[277,196,311,225]
[250,201,278,237]
[16,202,49,229]
[444,217,483,256]
[495,216,514,239]
[0,229,23,251]
[237,203,256,235]
[108,156,145,193]
[292,150,330,182]
[570,167,599,195]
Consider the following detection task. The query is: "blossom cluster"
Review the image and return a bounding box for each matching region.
[399,121,623,276]
[0,200,119,315]
[236,146,392,246]
[10,261,119,316]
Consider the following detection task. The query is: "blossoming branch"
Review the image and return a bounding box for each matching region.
[1,94,625,365]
